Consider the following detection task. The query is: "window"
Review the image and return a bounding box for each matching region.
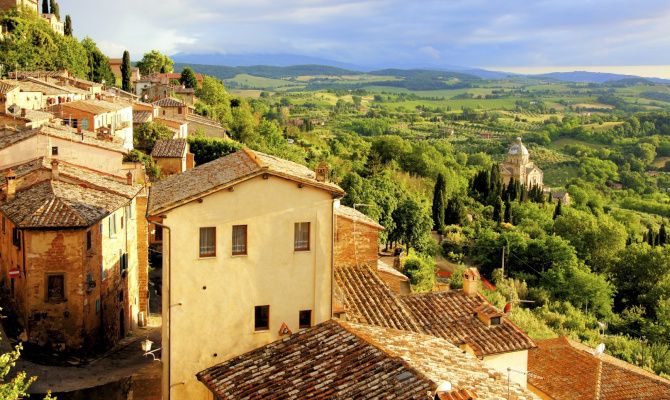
[254,305,270,331]
[46,274,65,302]
[108,215,117,238]
[51,146,58,156]
[232,225,247,255]
[86,230,92,251]
[299,310,312,329]
[81,118,89,131]
[199,227,216,257]
[294,222,310,251]
[12,228,20,249]
[490,316,501,326]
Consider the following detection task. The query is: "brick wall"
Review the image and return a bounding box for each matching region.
[334,215,380,269]
[136,195,149,316]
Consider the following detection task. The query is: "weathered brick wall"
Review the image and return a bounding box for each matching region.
[136,195,149,316]
[334,216,380,268]
[378,271,411,295]
[156,157,184,177]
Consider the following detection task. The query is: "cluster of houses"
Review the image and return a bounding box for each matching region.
[0,0,64,34]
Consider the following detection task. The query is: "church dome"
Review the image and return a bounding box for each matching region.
[508,137,529,156]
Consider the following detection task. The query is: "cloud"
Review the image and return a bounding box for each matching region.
[61,0,670,67]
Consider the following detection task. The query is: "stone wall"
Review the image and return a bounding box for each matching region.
[334,215,380,269]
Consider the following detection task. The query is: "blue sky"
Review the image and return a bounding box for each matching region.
[63,0,670,69]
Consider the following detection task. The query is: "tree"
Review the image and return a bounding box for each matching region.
[136,50,174,76]
[392,197,432,254]
[432,173,446,231]
[187,136,242,165]
[121,50,131,92]
[648,226,656,246]
[660,224,668,246]
[180,66,198,89]
[81,37,115,84]
[444,197,467,226]
[553,200,562,220]
[49,0,59,19]
[504,198,512,223]
[493,196,503,223]
[64,15,72,36]
[133,121,172,152]
[42,0,48,14]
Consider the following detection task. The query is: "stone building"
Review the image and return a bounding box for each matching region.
[0,0,38,13]
[334,204,383,269]
[150,139,193,177]
[500,137,544,188]
[0,158,147,351]
[147,148,345,399]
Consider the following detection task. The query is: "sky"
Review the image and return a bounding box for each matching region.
[63,0,670,74]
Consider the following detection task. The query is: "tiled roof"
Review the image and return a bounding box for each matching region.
[133,110,153,124]
[334,264,421,332]
[529,337,670,400]
[151,139,187,158]
[197,320,536,400]
[148,148,344,214]
[0,79,64,96]
[0,124,126,154]
[336,204,385,230]
[0,180,129,228]
[377,260,409,281]
[400,291,535,357]
[185,113,223,128]
[59,99,128,114]
[152,97,186,108]
[0,81,18,94]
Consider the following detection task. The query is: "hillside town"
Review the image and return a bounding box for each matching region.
[1,2,670,400]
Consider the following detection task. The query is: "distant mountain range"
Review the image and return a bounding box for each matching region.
[171,53,670,84]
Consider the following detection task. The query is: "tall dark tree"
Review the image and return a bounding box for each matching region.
[660,223,668,245]
[647,226,655,246]
[445,197,467,226]
[553,200,562,220]
[180,67,198,89]
[42,0,49,14]
[504,198,512,223]
[49,0,59,19]
[493,196,503,224]
[64,15,72,36]
[121,50,132,92]
[432,173,446,231]
[547,191,553,203]
[488,164,503,204]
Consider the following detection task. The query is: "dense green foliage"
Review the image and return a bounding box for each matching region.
[180,66,198,89]
[187,136,242,165]
[133,121,173,153]
[136,50,174,75]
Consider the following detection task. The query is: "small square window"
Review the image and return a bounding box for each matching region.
[299,310,312,329]
[294,222,310,251]
[232,225,247,255]
[255,305,270,331]
[199,227,216,258]
[51,146,58,156]
[46,274,65,302]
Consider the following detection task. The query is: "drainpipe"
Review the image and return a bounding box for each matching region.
[152,220,171,400]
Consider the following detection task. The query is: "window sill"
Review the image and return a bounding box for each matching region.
[253,329,270,334]
[198,255,217,260]
[294,249,311,253]
[231,253,248,257]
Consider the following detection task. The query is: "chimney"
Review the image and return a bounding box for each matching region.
[462,267,480,297]
[315,162,330,183]
[6,169,17,202]
[51,159,59,180]
[126,171,134,186]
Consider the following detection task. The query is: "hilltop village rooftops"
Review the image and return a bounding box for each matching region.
[147,148,345,215]
[151,139,187,158]
[57,99,130,113]
[529,337,670,400]
[196,320,536,400]
[334,264,535,358]
[0,124,127,153]
[401,291,536,357]
[152,97,188,108]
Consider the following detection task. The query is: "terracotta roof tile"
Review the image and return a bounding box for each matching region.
[335,265,421,332]
[151,139,187,158]
[147,148,344,214]
[197,320,536,400]
[152,97,186,108]
[133,110,153,124]
[401,291,535,356]
[59,99,128,114]
[336,205,384,230]
[0,81,18,94]
[529,337,670,400]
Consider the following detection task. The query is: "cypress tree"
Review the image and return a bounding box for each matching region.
[42,0,49,14]
[647,226,655,246]
[180,67,198,89]
[488,164,502,204]
[520,184,528,202]
[49,0,59,19]
[504,198,512,223]
[64,15,72,36]
[660,224,667,245]
[553,200,562,220]
[547,191,553,203]
[121,50,132,92]
[493,196,503,224]
[432,173,446,231]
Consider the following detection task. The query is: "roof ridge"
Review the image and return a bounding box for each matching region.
[241,147,265,168]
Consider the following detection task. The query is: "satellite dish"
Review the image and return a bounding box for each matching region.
[435,381,452,394]
[594,343,606,357]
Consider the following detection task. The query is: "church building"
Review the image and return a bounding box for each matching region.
[500,137,543,188]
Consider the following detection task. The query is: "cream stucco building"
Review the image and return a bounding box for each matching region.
[147,149,344,400]
[500,137,544,188]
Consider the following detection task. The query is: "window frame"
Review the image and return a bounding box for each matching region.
[299,310,312,329]
[294,222,311,252]
[45,273,66,303]
[51,146,59,156]
[199,227,217,258]
[232,225,248,256]
[254,305,270,332]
